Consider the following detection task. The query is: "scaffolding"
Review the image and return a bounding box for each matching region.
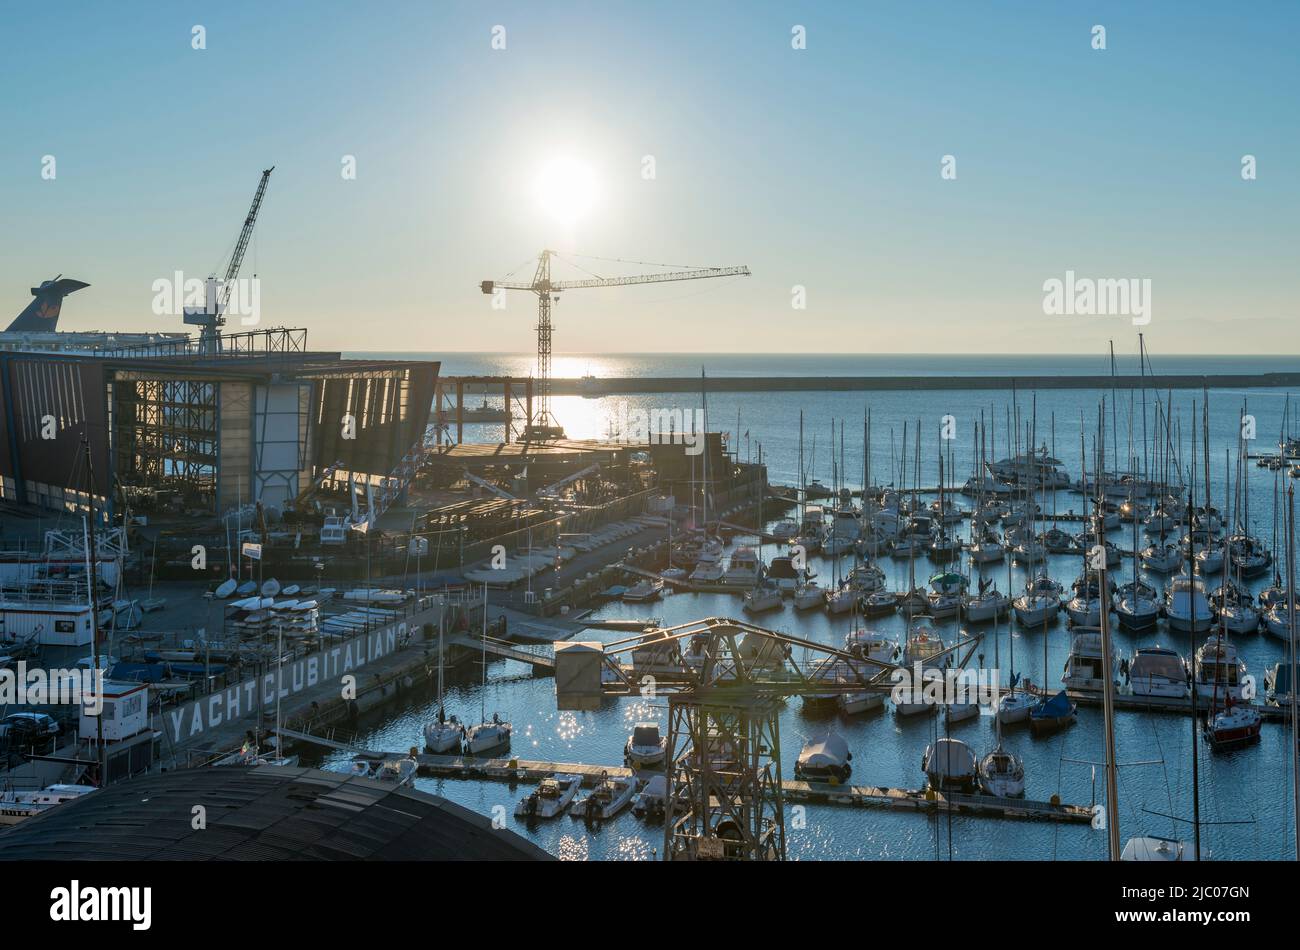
[112,376,219,508]
[664,691,785,861]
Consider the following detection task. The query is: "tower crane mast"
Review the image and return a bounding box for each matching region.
[482,249,749,440]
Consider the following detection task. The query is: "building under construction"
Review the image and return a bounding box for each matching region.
[0,327,437,520]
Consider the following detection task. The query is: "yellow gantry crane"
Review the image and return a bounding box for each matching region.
[482,250,750,440]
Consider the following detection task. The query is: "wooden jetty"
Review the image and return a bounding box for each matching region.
[275,728,1091,824]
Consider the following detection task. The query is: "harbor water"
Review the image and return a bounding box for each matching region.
[323,353,1300,860]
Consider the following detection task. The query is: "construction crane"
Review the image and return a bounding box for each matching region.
[482,250,749,440]
[187,167,274,353]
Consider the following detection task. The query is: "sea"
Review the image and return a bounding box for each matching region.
[314,352,1300,860]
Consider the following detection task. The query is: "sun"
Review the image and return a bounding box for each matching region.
[535,155,599,226]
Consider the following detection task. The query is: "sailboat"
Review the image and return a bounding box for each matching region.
[463,583,512,755]
[423,610,462,753]
[979,701,1026,797]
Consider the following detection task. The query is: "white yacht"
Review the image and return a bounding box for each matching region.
[1166,574,1213,634]
[795,731,852,783]
[792,580,825,610]
[516,773,581,819]
[978,744,1026,798]
[922,737,978,792]
[1139,541,1184,574]
[464,713,512,755]
[895,618,944,716]
[1114,580,1161,632]
[423,714,463,754]
[1061,629,1118,693]
[1193,636,1248,702]
[1013,572,1062,627]
[1121,836,1187,862]
[743,578,784,613]
[624,722,667,769]
[1129,646,1190,699]
[722,546,762,586]
[573,772,636,821]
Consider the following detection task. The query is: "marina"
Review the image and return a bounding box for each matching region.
[0,2,1296,896]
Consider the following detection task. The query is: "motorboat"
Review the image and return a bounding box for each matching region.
[423,714,463,753]
[632,773,669,820]
[743,578,785,613]
[516,773,581,819]
[1128,646,1189,699]
[922,737,978,792]
[844,628,899,664]
[624,722,667,769]
[0,784,97,826]
[1013,572,1062,627]
[573,771,636,821]
[766,555,806,593]
[688,558,725,584]
[769,519,800,542]
[1061,629,1118,693]
[722,546,762,586]
[373,755,417,787]
[978,744,1026,797]
[464,713,512,755]
[895,618,944,716]
[1028,690,1076,736]
[1193,636,1248,702]
[623,579,663,602]
[795,731,852,783]
[1165,574,1213,634]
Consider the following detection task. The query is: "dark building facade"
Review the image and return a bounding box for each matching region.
[0,329,437,518]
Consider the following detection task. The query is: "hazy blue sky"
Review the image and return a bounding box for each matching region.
[1,1,1295,355]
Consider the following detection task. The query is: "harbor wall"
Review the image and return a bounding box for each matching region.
[544,374,1300,395]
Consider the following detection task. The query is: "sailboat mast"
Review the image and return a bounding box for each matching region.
[1097,402,1121,861]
